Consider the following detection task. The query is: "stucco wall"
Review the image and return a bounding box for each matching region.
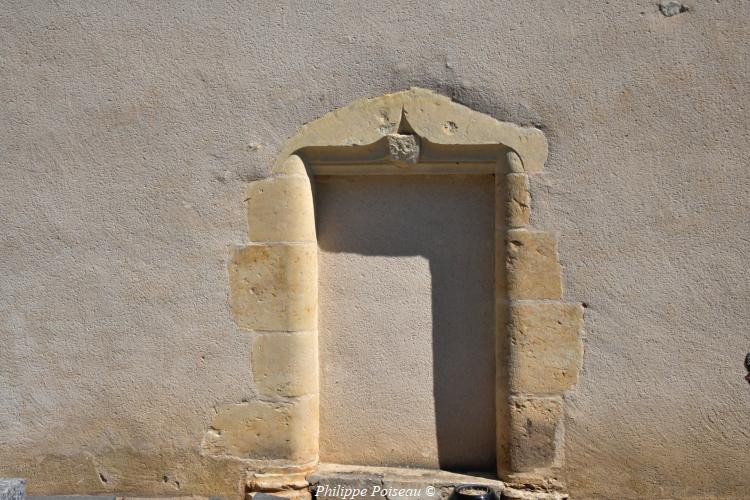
[1,1,748,499]
[317,175,496,471]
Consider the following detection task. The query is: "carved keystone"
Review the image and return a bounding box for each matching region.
[386,133,420,166]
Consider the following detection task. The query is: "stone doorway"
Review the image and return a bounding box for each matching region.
[218,88,584,497]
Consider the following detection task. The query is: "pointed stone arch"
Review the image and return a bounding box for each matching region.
[211,88,584,497]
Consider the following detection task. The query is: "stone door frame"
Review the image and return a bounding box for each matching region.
[217,88,583,495]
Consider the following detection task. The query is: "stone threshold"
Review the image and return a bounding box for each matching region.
[308,464,569,499]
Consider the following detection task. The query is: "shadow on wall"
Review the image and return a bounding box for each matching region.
[315,174,496,471]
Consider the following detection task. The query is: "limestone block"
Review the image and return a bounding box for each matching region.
[501,472,566,496]
[508,302,583,395]
[245,175,315,243]
[506,150,525,173]
[0,479,24,500]
[502,487,567,500]
[247,472,311,500]
[229,243,317,332]
[273,89,547,174]
[506,174,530,228]
[252,331,318,397]
[494,176,504,231]
[509,397,562,472]
[201,396,318,463]
[272,155,309,176]
[506,230,562,300]
[248,472,309,492]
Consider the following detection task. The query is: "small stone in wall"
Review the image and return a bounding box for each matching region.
[0,479,24,500]
[659,1,689,17]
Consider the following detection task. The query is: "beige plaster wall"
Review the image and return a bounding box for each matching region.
[1,1,748,498]
[316,175,496,472]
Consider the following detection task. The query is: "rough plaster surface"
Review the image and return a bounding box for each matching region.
[316,175,496,471]
[1,1,748,498]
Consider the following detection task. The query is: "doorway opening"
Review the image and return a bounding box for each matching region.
[316,174,496,472]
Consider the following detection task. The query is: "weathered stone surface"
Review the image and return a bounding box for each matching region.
[509,397,563,471]
[0,480,24,500]
[501,472,565,497]
[309,464,503,500]
[272,155,308,176]
[506,230,562,300]
[508,302,583,395]
[494,295,512,476]
[272,89,547,174]
[248,472,309,492]
[506,150,525,174]
[4,447,250,498]
[251,331,318,397]
[29,497,113,500]
[245,174,315,243]
[506,174,530,228]
[201,396,318,463]
[247,472,310,500]
[229,244,317,332]
[386,134,420,165]
[501,487,567,500]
